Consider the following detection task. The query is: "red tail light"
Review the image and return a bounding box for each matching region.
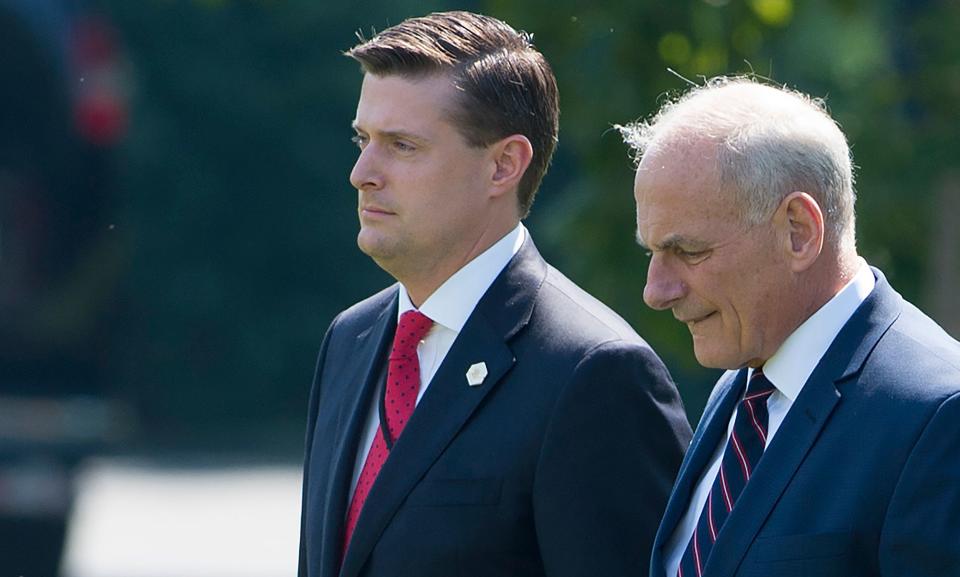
[71,15,128,146]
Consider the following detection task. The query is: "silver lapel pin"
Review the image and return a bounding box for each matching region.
[465,362,488,387]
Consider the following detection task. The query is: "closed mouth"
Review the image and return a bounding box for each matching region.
[360,205,395,216]
[678,311,717,326]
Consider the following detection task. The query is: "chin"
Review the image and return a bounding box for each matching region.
[357,230,387,258]
[692,344,737,370]
[693,354,728,370]
[358,235,407,277]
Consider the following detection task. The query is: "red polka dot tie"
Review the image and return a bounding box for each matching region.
[342,309,434,555]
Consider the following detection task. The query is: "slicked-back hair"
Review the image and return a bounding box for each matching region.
[618,77,857,251]
[346,11,559,218]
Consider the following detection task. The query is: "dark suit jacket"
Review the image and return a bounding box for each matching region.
[650,268,960,577]
[299,237,692,577]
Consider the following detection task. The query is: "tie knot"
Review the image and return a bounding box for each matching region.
[392,310,433,358]
[745,368,776,401]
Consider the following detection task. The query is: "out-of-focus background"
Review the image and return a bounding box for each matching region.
[1,0,956,574]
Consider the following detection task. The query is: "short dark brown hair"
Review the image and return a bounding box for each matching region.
[346,11,559,217]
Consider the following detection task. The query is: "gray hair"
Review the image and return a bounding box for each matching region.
[618,77,856,249]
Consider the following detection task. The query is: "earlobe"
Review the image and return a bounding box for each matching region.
[781,192,825,272]
[490,135,533,197]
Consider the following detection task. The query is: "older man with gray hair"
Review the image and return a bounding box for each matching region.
[621,77,960,577]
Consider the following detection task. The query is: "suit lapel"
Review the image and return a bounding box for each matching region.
[651,369,746,574]
[704,268,902,576]
[339,238,546,577]
[318,296,397,577]
[703,372,841,576]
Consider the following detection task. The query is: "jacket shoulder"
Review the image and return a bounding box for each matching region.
[872,301,960,396]
[330,284,398,332]
[533,264,649,349]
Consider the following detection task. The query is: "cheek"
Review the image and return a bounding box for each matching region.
[728,292,771,353]
[704,281,746,337]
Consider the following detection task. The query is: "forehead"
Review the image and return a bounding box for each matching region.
[354,73,460,133]
[633,142,739,247]
[634,137,718,188]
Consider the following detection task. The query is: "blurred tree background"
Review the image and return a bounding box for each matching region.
[20,0,958,455]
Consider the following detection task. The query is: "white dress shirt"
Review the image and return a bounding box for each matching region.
[348,224,526,496]
[664,262,875,576]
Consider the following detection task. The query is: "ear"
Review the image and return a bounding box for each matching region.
[777,191,825,272]
[489,134,533,198]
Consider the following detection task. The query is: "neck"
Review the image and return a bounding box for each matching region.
[752,248,861,368]
[394,219,519,308]
[794,247,862,330]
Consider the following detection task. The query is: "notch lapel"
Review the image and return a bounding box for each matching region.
[703,372,841,576]
[316,296,397,577]
[703,268,902,577]
[651,369,746,575]
[338,238,545,577]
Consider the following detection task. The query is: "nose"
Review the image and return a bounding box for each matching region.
[643,254,686,310]
[349,145,383,191]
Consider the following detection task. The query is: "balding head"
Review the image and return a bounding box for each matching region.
[620,77,857,254]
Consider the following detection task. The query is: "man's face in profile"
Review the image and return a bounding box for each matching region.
[349,73,496,278]
[635,143,787,370]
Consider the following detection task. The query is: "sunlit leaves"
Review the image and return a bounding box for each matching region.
[749,0,794,26]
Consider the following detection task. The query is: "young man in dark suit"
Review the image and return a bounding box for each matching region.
[298,11,692,577]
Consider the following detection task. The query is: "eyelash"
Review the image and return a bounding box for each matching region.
[351,135,416,154]
[676,249,709,263]
[645,248,709,263]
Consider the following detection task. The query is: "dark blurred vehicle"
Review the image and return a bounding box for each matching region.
[0,0,131,573]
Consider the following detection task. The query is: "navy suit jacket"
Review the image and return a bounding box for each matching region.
[299,237,692,577]
[651,268,960,577]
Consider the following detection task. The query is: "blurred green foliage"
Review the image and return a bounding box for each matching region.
[99,0,480,449]
[92,0,957,450]
[489,0,960,419]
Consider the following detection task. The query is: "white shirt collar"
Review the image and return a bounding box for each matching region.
[397,224,525,333]
[756,261,875,401]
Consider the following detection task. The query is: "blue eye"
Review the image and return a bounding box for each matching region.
[351,134,368,148]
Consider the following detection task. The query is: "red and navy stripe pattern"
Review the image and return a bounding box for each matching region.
[677,369,776,577]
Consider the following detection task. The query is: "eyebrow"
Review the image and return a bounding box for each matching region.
[351,121,429,144]
[637,232,709,252]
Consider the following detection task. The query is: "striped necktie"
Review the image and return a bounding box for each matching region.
[677,369,776,577]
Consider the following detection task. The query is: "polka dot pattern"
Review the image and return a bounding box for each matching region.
[342,309,433,555]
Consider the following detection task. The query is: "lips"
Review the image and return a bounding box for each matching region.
[359,204,396,216]
[677,311,716,326]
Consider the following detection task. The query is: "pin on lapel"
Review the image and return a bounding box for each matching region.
[466,362,488,387]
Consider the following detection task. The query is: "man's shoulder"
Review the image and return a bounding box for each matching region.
[530,263,648,348]
[838,284,960,419]
[329,284,398,332]
[877,299,960,389]
[832,269,960,400]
